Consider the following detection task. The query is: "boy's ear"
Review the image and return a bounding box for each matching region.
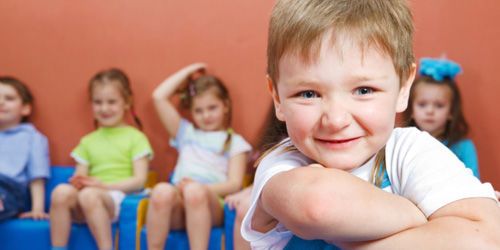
[396,63,416,113]
[267,75,285,121]
[21,104,32,117]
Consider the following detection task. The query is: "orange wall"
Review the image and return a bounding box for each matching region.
[412,0,500,187]
[1,1,499,187]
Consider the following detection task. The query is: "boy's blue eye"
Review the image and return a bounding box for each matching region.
[354,87,374,95]
[299,90,319,99]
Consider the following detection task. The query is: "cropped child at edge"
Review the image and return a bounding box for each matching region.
[49,69,152,250]
[0,77,50,221]
[146,63,251,250]
[224,105,287,250]
[241,0,500,249]
[403,57,479,178]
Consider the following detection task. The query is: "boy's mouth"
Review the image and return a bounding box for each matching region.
[315,136,361,148]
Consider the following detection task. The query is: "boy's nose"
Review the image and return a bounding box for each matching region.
[320,100,350,131]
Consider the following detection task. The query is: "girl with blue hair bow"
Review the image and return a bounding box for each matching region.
[403,58,480,178]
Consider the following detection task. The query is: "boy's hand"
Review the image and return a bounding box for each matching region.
[19,210,49,220]
[495,191,500,201]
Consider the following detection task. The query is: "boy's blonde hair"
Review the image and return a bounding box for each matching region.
[266,0,415,186]
[267,0,414,85]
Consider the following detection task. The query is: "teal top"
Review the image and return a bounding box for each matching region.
[445,139,479,179]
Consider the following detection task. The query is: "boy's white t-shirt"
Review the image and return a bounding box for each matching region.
[241,127,496,249]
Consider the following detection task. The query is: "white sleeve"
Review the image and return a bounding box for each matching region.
[241,141,313,249]
[386,128,497,217]
[229,134,252,157]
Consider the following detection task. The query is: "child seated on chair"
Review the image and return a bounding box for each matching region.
[146,63,251,250]
[49,69,153,250]
[0,76,50,221]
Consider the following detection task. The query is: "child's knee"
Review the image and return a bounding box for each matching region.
[77,187,102,210]
[182,182,209,207]
[51,184,78,206]
[150,183,177,208]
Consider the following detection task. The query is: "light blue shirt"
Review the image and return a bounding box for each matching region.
[446,139,479,179]
[0,123,50,186]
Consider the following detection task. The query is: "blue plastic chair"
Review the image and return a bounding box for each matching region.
[0,166,138,250]
[224,204,237,250]
[139,225,223,250]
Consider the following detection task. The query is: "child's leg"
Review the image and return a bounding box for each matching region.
[182,182,224,250]
[50,184,81,247]
[146,183,184,250]
[77,187,116,250]
[0,188,19,220]
[233,197,251,250]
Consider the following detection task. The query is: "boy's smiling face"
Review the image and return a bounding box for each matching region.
[270,32,415,171]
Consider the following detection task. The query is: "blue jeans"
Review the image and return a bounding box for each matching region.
[0,174,28,221]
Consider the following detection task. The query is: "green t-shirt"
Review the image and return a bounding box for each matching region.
[71,126,153,184]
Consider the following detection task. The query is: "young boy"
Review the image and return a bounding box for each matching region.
[0,77,50,221]
[242,0,500,249]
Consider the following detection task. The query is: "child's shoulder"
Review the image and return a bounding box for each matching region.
[2,123,47,139]
[230,130,250,144]
[449,138,476,151]
[256,138,314,176]
[385,126,444,158]
[390,126,434,144]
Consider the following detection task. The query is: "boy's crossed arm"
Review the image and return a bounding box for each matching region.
[256,166,500,248]
[255,165,426,242]
[345,198,500,249]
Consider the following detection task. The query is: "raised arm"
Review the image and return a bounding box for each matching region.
[256,165,426,242]
[207,152,247,197]
[152,63,206,138]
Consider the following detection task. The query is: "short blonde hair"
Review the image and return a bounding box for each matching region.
[267,0,414,85]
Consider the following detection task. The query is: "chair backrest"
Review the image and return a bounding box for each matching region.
[44,166,75,211]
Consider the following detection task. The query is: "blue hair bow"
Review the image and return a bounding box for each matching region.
[419,58,462,81]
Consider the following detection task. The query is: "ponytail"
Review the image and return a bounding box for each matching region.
[369,147,386,187]
[130,106,143,130]
[221,128,233,155]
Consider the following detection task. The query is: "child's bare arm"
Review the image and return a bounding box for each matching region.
[207,152,247,197]
[225,184,253,210]
[19,178,49,220]
[259,166,426,242]
[103,156,149,193]
[152,63,206,138]
[343,197,500,249]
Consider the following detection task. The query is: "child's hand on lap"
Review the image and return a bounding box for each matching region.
[177,177,195,191]
[69,175,85,189]
[78,176,105,189]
